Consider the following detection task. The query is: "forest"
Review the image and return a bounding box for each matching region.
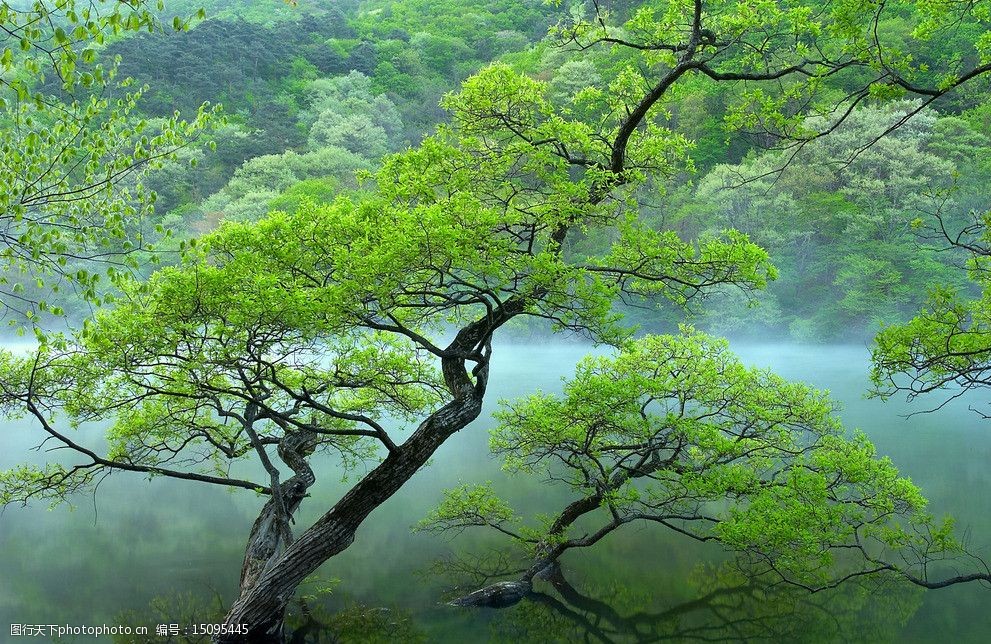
[1,0,991,642]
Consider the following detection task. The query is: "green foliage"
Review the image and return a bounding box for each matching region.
[0,58,778,506]
[98,0,561,235]
[352,0,554,60]
[6,0,991,627]
[302,71,403,157]
[424,328,958,588]
[267,177,341,212]
[106,15,354,118]
[871,280,991,402]
[417,483,518,533]
[661,103,984,340]
[197,146,372,223]
[0,0,219,321]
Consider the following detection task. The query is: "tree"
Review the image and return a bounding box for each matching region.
[193,73,404,223]
[300,71,404,144]
[870,206,991,406]
[678,102,982,340]
[303,72,403,155]
[3,1,991,640]
[420,330,987,608]
[0,0,219,322]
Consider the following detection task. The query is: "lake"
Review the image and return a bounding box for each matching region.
[1,342,989,642]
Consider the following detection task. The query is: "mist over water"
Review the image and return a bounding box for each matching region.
[1,342,989,642]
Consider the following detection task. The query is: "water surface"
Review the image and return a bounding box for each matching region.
[1,343,989,642]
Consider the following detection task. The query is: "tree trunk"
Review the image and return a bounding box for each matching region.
[239,429,319,595]
[217,335,490,641]
[448,580,533,608]
[448,493,604,608]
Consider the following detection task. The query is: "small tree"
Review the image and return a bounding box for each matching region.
[3,1,991,640]
[420,330,987,609]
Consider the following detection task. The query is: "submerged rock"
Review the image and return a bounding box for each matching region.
[448,580,532,608]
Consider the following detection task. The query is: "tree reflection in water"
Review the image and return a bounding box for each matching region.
[433,556,922,643]
[112,558,920,642]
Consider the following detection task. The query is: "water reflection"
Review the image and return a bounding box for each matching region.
[445,561,922,643]
[113,559,920,644]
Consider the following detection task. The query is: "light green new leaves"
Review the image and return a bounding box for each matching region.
[0,463,93,507]
[416,483,519,534]
[593,217,777,305]
[0,1,219,320]
[871,283,991,399]
[481,328,947,585]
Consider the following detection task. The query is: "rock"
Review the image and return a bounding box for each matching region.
[448,580,532,608]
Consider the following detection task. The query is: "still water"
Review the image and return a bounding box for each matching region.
[1,343,989,642]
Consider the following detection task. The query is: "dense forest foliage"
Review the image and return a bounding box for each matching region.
[11,0,987,340]
[4,0,991,641]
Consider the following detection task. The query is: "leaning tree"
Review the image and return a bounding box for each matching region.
[3,0,991,640]
[420,330,989,609]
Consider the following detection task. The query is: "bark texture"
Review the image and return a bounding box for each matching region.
[239,429,319,593]
[217,328,493,641]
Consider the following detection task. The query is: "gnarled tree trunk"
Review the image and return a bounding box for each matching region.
[239,429,319,595]
[217,330,493,641]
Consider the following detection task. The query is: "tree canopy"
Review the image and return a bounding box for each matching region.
[3,0,991,639]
